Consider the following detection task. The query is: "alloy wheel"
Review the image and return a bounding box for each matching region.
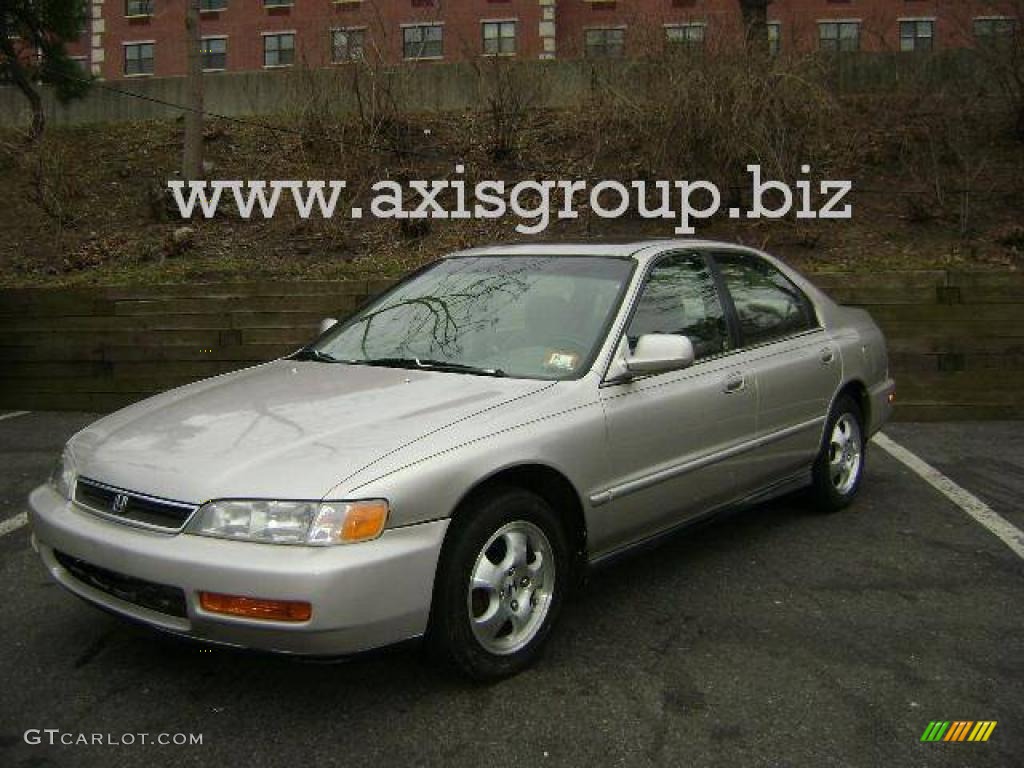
[828,413,863,495]
[467,520,555,655]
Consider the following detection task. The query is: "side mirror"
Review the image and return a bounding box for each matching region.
[625,334,695,375]
[319,317,338,334]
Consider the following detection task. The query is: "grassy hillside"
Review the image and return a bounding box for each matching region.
[2,59,1022,287]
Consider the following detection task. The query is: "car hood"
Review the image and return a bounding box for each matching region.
[68,360,553,503]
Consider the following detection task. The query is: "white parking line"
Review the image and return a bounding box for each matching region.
[0,412,32,536]
[874,432,1024,561]
[0,512,28,538]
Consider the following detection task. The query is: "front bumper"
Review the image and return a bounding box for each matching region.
[28,484,448,655]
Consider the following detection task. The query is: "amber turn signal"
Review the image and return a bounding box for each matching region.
[199,591,312,622]
[342,500,389,542]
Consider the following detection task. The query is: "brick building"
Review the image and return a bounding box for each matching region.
[57,1,1022,81]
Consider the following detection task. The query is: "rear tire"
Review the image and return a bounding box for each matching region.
[428,487,569,682]
[811,395,865,513]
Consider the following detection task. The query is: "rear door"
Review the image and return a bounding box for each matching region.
[593,251,759,555]
[711,251,841,485]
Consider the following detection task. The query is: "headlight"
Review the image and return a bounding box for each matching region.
[49,448,77,500]
[187,499,389,545]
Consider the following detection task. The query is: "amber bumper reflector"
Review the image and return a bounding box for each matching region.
[199,591,312,622]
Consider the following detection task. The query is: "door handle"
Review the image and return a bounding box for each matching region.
[723,372,746,394]
[820,347,835,366]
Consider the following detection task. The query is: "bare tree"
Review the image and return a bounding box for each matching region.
[738,0,772,56]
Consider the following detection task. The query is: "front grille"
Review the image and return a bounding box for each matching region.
[54,550,188,618]
[75,477,196,530]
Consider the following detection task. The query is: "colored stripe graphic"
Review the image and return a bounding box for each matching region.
[947,721,971,741]
[973,722,997,742]
[923,721,997,742]
[921,722,950,742]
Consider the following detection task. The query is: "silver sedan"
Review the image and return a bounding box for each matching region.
[28,239,894,680]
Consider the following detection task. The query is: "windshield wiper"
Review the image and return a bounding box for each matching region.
[291,348,341,363]
[417,359,507,377]
[360,357,506,377]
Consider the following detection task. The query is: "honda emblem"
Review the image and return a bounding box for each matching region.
[112,493,129,514]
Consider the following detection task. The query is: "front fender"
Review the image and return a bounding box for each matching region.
[331,397,608,532]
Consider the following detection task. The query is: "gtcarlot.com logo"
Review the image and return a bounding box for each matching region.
[921,721,997,743]
[24,729,203,746]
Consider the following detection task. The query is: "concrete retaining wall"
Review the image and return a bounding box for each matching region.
[0,53,986,129]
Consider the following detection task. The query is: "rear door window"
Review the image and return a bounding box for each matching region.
[714,252,817,347]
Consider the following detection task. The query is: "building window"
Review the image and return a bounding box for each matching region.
[585,28,625,59]
[768,22,780,56]
[125,0,153,17]
[665,23,705,48]
[482,21,516,56]
[264,0,293,6]
[974,17,1018,46]
[201,37,227,70]
[200,0,228,11]
[819,21,860,53]
[263,33,295,67]
[899,20,934,52]
[403,24,443,60]
[124,43,154,76]
[331,28,365,62]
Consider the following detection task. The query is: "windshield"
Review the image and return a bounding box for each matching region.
[308,255,634,379]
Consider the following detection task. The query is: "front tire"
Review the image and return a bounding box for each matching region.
[429,487,569,681]
[811,395,865,512]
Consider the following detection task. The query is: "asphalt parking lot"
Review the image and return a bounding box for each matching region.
[1,412,1021,768]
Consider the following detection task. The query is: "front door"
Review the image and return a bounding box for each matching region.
[592,251,760,557]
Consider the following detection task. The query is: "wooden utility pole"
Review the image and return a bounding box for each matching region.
[183,0,204,179]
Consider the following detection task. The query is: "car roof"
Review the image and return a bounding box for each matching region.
[446,238,750,260]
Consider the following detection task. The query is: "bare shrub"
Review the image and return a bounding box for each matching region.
[581,49,847,198]
[995,223,1024,253]
[474,58,541,163]
[871,61,999,235]
[286,36,413,162]
[291,66,347,158]
[350,62,408,152]
[955,0,1024,140]
[24,138,83,230]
